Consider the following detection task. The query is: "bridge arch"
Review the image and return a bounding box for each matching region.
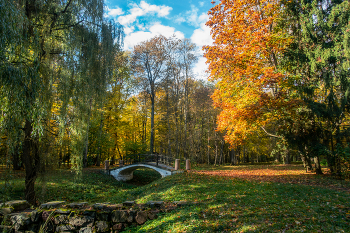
[110,164,172,181]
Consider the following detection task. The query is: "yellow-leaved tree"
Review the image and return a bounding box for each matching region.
[204,0,293,147]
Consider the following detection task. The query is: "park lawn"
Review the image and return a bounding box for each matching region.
[1,165,350,232]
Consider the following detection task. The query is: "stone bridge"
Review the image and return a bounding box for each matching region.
[110,163,181,181]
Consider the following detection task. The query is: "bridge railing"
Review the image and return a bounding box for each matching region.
[155,154,174,167]
[122,153,175,167]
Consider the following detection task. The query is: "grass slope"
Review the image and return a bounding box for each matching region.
[1,165,350,232]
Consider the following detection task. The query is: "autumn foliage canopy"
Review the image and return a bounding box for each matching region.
[204,0,293,146]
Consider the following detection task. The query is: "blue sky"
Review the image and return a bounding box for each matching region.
[104,0,214,78]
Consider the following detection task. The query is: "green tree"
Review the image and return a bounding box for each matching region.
[281,0,350,175]
[0,0,123,204]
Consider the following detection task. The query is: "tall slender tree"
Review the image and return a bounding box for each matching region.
[132,36,167,153]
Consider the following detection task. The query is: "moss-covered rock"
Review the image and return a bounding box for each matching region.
[1,200,179,232]
[30,210,41,223]
[10,213,31,231]
[69,202,88,208]
[95,221,109,232]
[69,216,94,228]
[40,201,66,209]
[111,210,128,223]
[56,224,76,232]
[4,200,30,211]
[0,208,12,216]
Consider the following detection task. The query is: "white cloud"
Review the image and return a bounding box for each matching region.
[174,6,208,27]
[106,6,124,17]
[190,15,213,79]
[198,13,208,24]
[187,5,200,26]
[124,26,135,35]
[136,23,146,31]
[191,17,212,49]
[107,1,212,80]
[140,1,171,17]
[123,22,184,51]
[149,23,185,39]
[192,56,209,79]
[124,31,154,50]
[117,1,172,26]
[174,16,186,24]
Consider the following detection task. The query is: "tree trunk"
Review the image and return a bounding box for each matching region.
[324,132,335,174]
[95,113,104,167]
[214,143,218,166]
[314,156,323,174]
[183,77,189,160]
[283,149,291,164]
[150,92,155,153]
[83,99,92,168]
[230,149,235,165]
[301,152,306,168]
[300,151,313,172]
[12,145,21,170]
[201,117,204,164]
[335,125,342,177]
[22,119,39,205]
[166,78,171,157]
[219,140,224,165]
[83,135,89,167]
[58,148,62,168]
[207,126,210,165]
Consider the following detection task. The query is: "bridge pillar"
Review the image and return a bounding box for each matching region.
[174,159,180,170]
[186,159,191,170]
[104,160,110,170]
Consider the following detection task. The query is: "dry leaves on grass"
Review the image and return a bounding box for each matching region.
[191,164,350,193]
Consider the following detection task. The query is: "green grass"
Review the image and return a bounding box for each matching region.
[1,165,350,232]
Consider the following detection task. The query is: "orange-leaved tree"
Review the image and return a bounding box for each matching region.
[204,0,294,147]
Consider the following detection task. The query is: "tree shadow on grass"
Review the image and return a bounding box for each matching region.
[126,168,162,186]
[123,173,350,232]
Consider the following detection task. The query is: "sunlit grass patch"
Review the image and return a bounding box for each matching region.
[1,165,350,232]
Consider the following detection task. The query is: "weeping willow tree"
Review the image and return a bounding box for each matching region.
[0,0,123,204]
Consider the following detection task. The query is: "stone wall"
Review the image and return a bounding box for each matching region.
[0,200,188,233]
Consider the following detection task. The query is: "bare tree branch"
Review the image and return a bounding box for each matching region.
[260,126,282,139]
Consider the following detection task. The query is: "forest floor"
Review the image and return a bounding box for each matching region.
[1,163,350,232]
